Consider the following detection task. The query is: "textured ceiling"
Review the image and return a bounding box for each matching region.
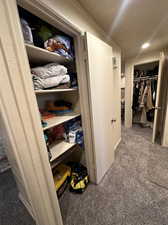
[77,0,168,58]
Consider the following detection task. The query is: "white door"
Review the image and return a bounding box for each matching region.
[152,53,165,143]
[152,53,168,144]
[84,32,116,183]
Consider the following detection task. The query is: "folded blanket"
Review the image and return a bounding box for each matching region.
[32,74,70,90]
[31,63,68,79]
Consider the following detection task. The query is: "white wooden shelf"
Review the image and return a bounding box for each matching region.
[35,88,77,94]
[134,75,158,82]
[25,43,71,64]
[43,113,80,131]
[50,141,76,163]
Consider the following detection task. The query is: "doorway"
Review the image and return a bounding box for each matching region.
[132,61,159,139]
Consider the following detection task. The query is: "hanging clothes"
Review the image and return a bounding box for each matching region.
[132,82,140,112]
[140,80,154,112]
[151,79,157,105]
[139,80,154,125]
[133,78,157,126]
[138,81,145,105]
[140,107,147,124]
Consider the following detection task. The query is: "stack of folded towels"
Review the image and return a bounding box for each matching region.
[31,63,70,90]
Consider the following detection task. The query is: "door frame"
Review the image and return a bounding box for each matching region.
[152,55,163,143]
[20,0,96,180]
[125,53,161,128]
[0,0,95,225]
[130,57,162,142]
[153,52,168,146]
[17,0,96,182]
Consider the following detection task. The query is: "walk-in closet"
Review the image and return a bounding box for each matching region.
[125,50,168,147]
[132,61,159,129]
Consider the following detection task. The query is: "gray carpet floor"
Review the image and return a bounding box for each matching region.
[0,170,35,225]
[60,125,168,225]
[1,126,168,225]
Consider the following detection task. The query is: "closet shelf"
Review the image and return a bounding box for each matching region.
[25,43,71,64]
[134,75,158,82]
[50,141,76,163]
[35,88,78,94]
[43,113,80,131]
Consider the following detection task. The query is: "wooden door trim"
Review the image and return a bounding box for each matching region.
[152,53,163,143]
[75,35,97,183]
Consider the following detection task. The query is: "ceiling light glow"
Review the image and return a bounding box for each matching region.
[142,43,150,49]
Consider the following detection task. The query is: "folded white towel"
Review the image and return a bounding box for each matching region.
[32,74,70,90]
[31,63,68,79]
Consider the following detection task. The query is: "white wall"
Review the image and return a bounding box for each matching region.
[39,0,120,51]
[125,50,161,128]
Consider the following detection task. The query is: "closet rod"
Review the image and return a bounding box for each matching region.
[134,75,158,82]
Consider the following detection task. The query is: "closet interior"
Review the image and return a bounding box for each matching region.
[132,61,159,128]
[18,5,88,198]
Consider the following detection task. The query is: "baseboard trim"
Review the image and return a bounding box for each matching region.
[114,138,121,151]
[18,192,35,220]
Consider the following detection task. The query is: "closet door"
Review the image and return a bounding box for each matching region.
[84,32,115,183]
[152,53,168,144]
[153,53,168,145]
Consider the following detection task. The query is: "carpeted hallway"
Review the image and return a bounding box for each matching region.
[1,126,168,225]
[0,169,35,225]
[60,126,168,225]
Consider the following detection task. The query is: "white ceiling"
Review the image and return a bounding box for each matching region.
[77,0,168,58]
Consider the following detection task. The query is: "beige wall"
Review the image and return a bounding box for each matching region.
[125,50,161,128]
[39,0,120,50]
